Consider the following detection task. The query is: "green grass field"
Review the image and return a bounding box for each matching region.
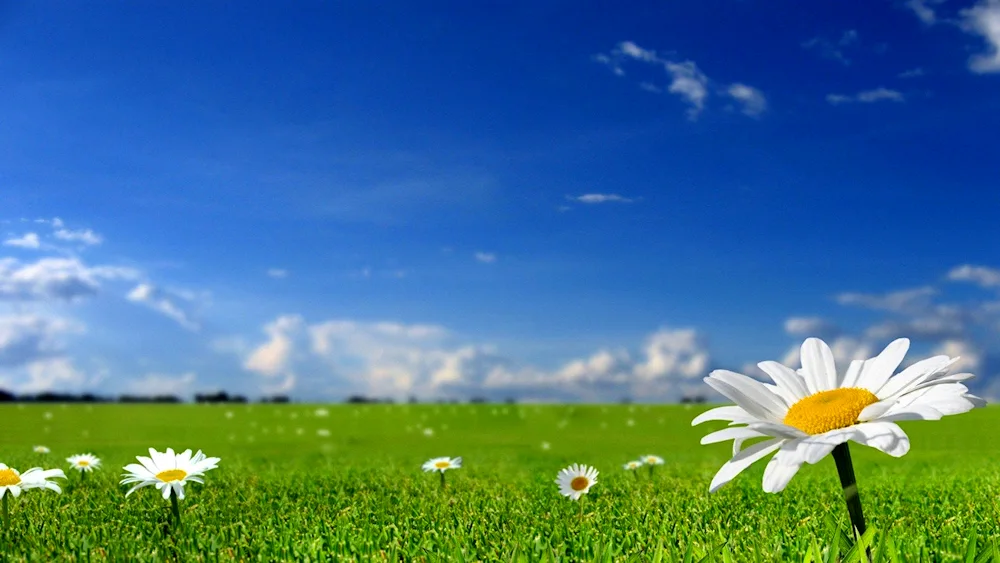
[0,403,998,562]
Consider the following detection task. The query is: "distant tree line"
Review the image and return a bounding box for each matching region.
[0,389,291,404]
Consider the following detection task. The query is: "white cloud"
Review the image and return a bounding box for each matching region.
[5,358,88,395]
[948,264,1000,288]
[802,36,852,65]
[267,268,289,279]
[3,233,41,249]
[0,314,81,368]
[54,228,102,246]
[898,67,926,78]
[864,316,965,341]
[932,340,981,373]
[665,61,709,119]
[906,0,942,24]
[836,286,936,313]
[592,53,625,76]
[826,88,905,105]
[474,252,496,264]
[125,372,196,396]
[568,194,635,204]
[784,317,839,338]
[780,336,873,371]
[126,283,200,331]
[726,83,768,117]
[0,257,138,302]
[639,82,662,93]
[961,0,1000,73]
[244,315,303,393]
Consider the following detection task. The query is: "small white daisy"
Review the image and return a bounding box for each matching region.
[422,457,462,473]
[623,460,643,471]
[555,463,598,501]
[314,408,329,417]
[317,428,330,437]
[0,463,65,499]
[32,446,50,454]
[67,453,101,473]
[642,455,664,465]
[541,441,551,451]
[120,447,220,501]
[423,428,434,437]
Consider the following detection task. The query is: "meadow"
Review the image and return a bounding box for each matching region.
[1,402,999,562]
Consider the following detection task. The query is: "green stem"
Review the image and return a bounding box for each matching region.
[578,494,584,519]
[832,443,871,561]
[632,470,639,481]
[648,465,654,480]
[169,490,181,527]
[439,470,446,489]
[2,493,8,530]
[81,470,86,484]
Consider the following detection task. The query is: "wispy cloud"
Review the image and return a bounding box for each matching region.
[474,252,496,264]
[906,0,944,24]
[801,30,860,65]
[593,41,762,120]
[567,193,636,204]
[898,67,926,78]
[726,83,768,117]
[960,0,1000,73]
[826,88,905,105]
[54,228,102,246]
[126,283,201,331]
[3,233,41,249]
[948,264,1000,288]
[267,268,289,279]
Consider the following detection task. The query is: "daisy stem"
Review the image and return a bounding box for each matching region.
[169,490,181,526]
[439,470,446,489]
[832,443,869,556]
[2,494,7,530]
[578,495,584,519]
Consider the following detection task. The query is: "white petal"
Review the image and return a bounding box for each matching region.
[762,448,803,493]
[852,421,909,457]
[746,421,808,440]
[708,438,784,493]
[877,405,944,422]
[839,359,864,388]
[706,370,788,421]
[691,405,755,426]
[700,427,766,445]
[795,429,855,464]
[855,338,909,394]
[757,361,809,402]
[874,355,952,399]
[800,338,838,392]
[857,399,896,422]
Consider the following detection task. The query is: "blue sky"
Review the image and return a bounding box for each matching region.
[2,0,1000,402]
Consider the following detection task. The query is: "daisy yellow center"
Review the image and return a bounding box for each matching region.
[0,469,21,487]
[570,476,589,491]
[156,469,187,482]
[434,461,450,469]
[77,460,90,466]
[783,387,879,435]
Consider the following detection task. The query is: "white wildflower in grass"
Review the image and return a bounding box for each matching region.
[121,448,221,525]
[314,408,329,417]
[42,411,52,420]
[623,460,643,480]
[541,441,551,451]
[694,337,985,546]
[422,456,462,488]
[32,446,49,454]
[0,463,65,527]
[641,455,664,478]
[317,428,330,437]
[423,428,434,437]
[66,453,101,482]
[626,418,635,427]
[555,464,598,517]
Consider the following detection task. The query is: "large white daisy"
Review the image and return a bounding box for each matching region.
[0,463,66,498]
[120,448,221,500]
[694,337,984,493]
[555,464,598,501]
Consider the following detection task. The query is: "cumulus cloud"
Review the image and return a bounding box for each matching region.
[267,268,289,279]
[784,317,839,338]
[54,228,102,246]
[125,372,197,396]
[126,284,200,331]
[3,233,41,249]
[0,257,138,302]
[961,0,1000,73]
[906,0,944,23]
[948,264,1000,288]
[244,315,303,392]
[726,83,767,117]
[567,194,635,204]
[474,252,496,264]
[0,315,80,368]
[826,88,905,105]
